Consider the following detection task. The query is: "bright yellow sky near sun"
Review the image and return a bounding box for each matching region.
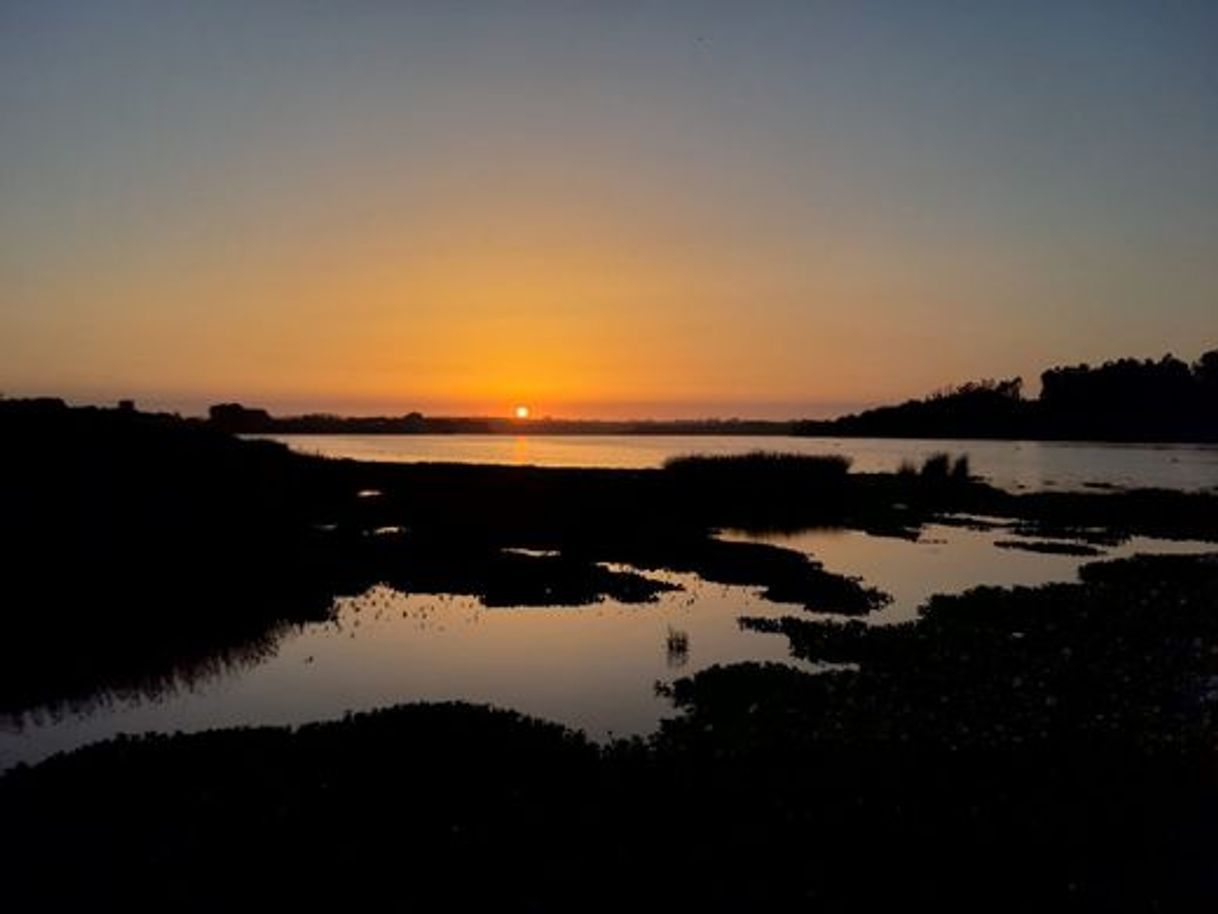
[8,171,1044,419]
[7,175,878,416]
[9,158,1191,421]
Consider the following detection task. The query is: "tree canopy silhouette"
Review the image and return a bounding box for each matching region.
[797,349,1217,442]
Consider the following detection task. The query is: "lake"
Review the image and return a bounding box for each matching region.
[256,434,1218,493]
[3,434,1215,770]
[3,517,1212,770]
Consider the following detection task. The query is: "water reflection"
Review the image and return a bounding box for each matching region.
[0,569,814,768]
[2,628,287,731]
[261,434,1218,493]
[4,524,1213,770]
[725,521,1216,624]
[666,627,690,668]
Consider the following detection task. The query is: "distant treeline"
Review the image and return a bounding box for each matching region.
[206,402,795,436]
[795,350,1218,442]
[14,348,1212,442]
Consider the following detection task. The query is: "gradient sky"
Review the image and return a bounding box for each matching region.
[2,1,1215,418]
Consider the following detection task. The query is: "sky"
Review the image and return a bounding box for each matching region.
[2,1,1215,419]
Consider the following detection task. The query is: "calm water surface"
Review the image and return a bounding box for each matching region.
[3,522,1213,769]
[259,434,1218,493]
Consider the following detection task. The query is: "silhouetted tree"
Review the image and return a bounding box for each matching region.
[799,349,1217,441]
[1039,351,1214,441]
[208,403,273,432]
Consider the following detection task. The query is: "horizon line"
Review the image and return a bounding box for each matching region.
[3,392,873,424]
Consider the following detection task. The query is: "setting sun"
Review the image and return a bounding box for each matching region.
[514,406,530,420]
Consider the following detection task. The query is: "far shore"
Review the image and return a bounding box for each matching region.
[202,348,1218,442]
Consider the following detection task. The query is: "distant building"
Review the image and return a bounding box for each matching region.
[118,399,136,412]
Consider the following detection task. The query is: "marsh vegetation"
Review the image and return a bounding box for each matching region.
[3,400,1218,909]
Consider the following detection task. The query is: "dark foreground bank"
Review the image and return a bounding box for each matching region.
[3,553,1218,910]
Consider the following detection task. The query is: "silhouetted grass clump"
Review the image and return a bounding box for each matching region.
[921,451,951,478]
[662,451,852,528]
[664,450,851,480]
[917,451,970,482]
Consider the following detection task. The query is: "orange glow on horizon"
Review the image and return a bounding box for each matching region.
[4,5,1215,419]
